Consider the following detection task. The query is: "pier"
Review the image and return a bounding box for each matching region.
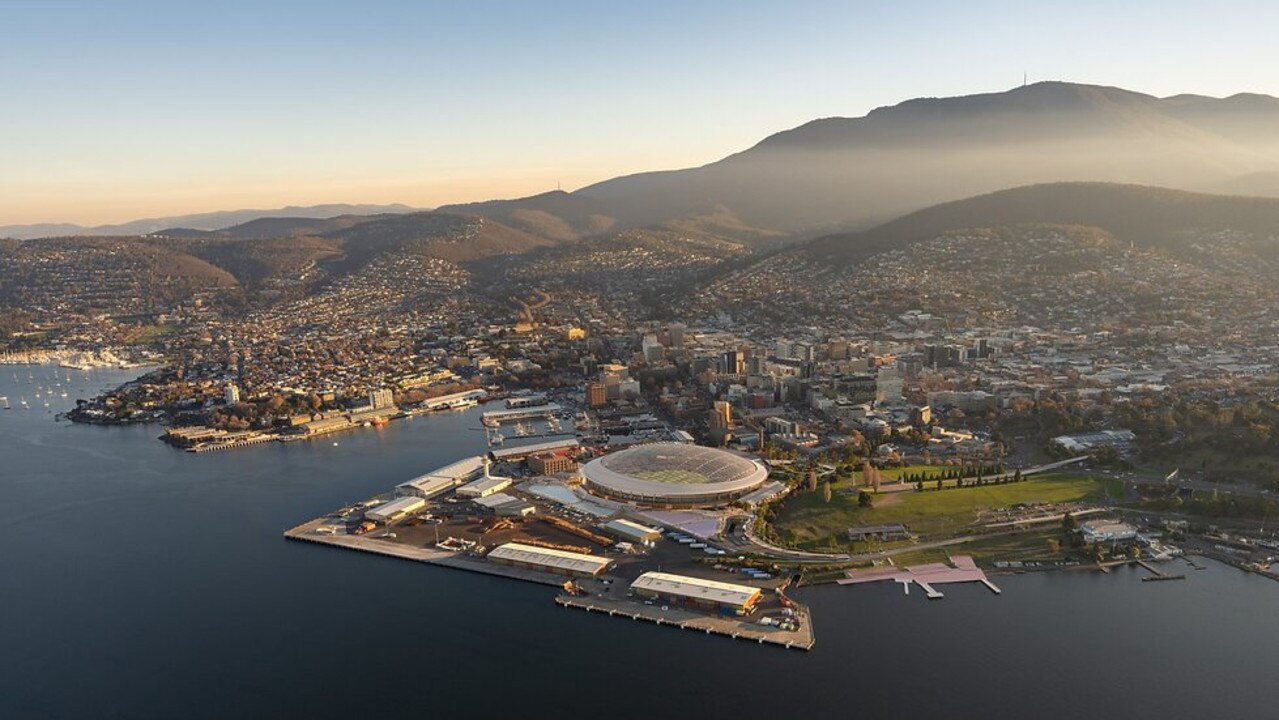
[555,594,814,651]
[481,403,562,425]
[283,517,563,587]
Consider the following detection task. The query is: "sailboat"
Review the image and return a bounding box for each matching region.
[1,396,10,409]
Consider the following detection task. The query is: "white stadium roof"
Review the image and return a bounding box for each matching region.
[581,442,768,503]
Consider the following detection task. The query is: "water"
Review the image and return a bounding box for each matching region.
[1,367,1276,720]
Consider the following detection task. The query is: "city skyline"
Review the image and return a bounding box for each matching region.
[5,0,1279,225]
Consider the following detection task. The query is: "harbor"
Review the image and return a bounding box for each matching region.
[282,448,818,651]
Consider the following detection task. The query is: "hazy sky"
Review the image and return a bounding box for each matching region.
[3,0,1278,225]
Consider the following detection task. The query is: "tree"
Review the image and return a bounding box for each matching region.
[1013,467,1023,483]
[857,490,874,508]
[807,470,818,492]
[823,481,832,504]
[1062,512,1078,533]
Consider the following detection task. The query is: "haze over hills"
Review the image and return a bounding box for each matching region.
[802,182,1279,265]
[0,203,420,241]
[10,82,1279,254]
[428,82,1279,247]
[570,82,1279,240]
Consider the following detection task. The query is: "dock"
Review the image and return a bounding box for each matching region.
[837,555,1000,599]
[555,594,814,651]
[283,517,563,587]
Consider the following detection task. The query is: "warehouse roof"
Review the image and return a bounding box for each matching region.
[601,518,662,540]
[366,496,425,520]
[490,438,580,461]
[397,475,458,495]
[630,571,762,608]
[487,542,612,575]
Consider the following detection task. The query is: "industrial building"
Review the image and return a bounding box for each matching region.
[600,518,662,543]
[1051,430,1136,454]
[365,496,426,524]
[528,449,578,475]
[457,475,513,498]
[486,542,614,577]
[395,456,487,499]
[396,475,459,499]
[1080,519,1139,544]
[489,438,579,463]
[472,493,536,516]
[629,572,762,615]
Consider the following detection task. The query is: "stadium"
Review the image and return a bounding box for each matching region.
[581,443,769,508]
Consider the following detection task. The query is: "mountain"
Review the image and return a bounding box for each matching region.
[582,83,1279,235]
[0,203,420,241]
[437,190,618,242]
[450,82,1279,244]
[803,182,1279,264]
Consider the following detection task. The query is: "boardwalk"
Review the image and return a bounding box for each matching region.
[837,555,1001,599]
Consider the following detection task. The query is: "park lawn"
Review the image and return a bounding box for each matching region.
[124,324,177,346]
[772,472,1109,550]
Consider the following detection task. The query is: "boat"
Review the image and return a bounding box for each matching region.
[1,396,9,409]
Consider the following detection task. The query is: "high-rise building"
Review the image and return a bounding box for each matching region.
[369,388,395,410]
[587,382,608,408]
[641,334,665,363]
[708,400,733,429]
[224,384,241,405]
[875,368,904,405]
[719,350,745,375]
[667,323,685,350]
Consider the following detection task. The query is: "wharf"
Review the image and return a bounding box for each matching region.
[283,517,563,587]
[555,594,815,651]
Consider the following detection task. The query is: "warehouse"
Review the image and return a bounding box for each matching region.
[601,518,662,543]
[629,572,762,615]
[472,493,536,517]
[395,456,487,498]
[486,542,614,578]
[489,438,580,463]
[395,475,459,499]
[457,475,512,498]
[365,496,426,524]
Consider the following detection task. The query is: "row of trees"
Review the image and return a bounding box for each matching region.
[903,463,1007,486]
[914,467,1024,491]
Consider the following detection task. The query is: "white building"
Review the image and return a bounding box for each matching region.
[224,384,241,405]
[365,496,426,524]
[1080,519,1138,544]
[486,542,613,577]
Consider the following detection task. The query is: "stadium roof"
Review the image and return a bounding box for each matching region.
[582,443,768,501]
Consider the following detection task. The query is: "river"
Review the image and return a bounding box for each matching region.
[0,366,1274,719]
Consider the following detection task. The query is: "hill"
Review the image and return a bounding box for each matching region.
[545,82,1279,241]
[803,182,1279,264]
[0,203,419,240]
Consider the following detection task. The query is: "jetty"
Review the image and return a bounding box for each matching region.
[555,593,814,651]
[837,555,1001,599]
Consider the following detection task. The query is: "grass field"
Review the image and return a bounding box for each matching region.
[772,472,1117,551]
[123,324,177,346]
[634,469,711,484]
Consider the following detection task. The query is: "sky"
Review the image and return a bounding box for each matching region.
[3,0,1279,226]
